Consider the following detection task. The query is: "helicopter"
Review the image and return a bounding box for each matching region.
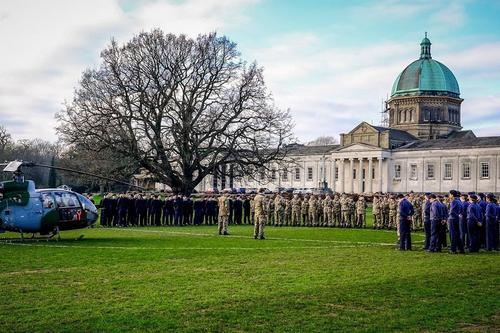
[0,160,144,241]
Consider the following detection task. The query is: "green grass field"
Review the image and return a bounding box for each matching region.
[1,223,499,332]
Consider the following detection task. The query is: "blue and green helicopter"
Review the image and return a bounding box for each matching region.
[0,160,141,241]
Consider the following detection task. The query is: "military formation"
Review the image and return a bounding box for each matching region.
[97,189,499,252]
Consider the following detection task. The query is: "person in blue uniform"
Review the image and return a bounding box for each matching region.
[428,194,441,252]
[109,195,118,227]
[182,196,193,225]
[150,195,163,226]
[162,196,173,226]
[173,195,183,226]
[422,193,432,250]
[116,194,129,227]
[233,196,243,225]
[397,193,414,251]
[485,194,499,251]
[193,197,205,225]
[447,190,464,254]
[459,193,470,250]
[467,194,483,253]
[478,193,487,248]
[243,196,251,224]
[100,194,110,227]
[437,196,448,249]
[135,194,148,227]
[127,194,137,226]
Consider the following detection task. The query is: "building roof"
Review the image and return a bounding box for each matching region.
[446,130,476,139]
[370,125,417,142]
[396,136,500,151]
[286,143,340,156]
[391,35,460,98]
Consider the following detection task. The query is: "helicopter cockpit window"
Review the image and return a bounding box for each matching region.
[54,192,81,208]
[41,193,55,209]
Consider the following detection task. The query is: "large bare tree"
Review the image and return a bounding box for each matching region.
[57,30,293,194]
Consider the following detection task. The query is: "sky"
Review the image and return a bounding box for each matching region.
[1,0,500,143]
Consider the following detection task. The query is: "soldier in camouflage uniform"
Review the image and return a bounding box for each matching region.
[291,194,301,226]
[274,194,285,226]
[340,195,350,227]
[323,195,333,227]
[316,196,323,226]
[250,197,255,225]
[217,192,230,235]
[409,193,422,231]
[382,196,390,229]
[349,197,356,228]
[388,196,397,230]
[284,196,292,226]
[308,195,317,227]
[253,189,266,239]
[332,195,341,227]
[356,196,366,228]
[372,195,381,229]
[268,195,275,226]
[301,196,309,226]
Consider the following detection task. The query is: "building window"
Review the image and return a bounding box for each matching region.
[394,164,401,180]
[334,167,339,179]
[282,168,288,181]
[480,162,489,179]
[444,163,453,180]
[409,164,418,180]
[353,169,357,180]
[462,163,470,179]
[295,168,300,181]
[426,164,435,180]
[307,167,313,181]
[271,168,276,180]
[372,168,375,179]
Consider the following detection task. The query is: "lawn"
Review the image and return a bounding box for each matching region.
[0,224,498,332]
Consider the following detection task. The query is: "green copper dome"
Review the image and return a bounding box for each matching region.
[391,34,460,98]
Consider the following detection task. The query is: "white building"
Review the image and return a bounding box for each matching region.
[194,35,500,194]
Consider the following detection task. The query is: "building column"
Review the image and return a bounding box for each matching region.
[349,158,354,194]
[332,158,336,193]
[367,157,373,193]
[378,157,383,193]
[339,159,345,193]
[358,158,363,194]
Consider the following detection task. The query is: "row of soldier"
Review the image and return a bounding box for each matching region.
[98,192,371,228]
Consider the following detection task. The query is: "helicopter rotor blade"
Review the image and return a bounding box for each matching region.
[31,163,146,190]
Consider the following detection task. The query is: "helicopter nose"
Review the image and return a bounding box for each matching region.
[86,211,99,225]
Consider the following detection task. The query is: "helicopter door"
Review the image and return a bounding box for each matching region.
[53,191,86,230]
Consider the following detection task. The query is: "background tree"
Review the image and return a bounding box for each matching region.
[306,136,338,146]
[57,30,294,194]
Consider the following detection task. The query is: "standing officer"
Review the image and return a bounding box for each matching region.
[173,195,183,226]
[428,194,441,252]
[397,194,414,251]
[284,195,292,226]
[193,196,205,225]
[459,193,470,250]
[136,194,148,227]
[218,192,230,235]
[388,196,397,230]
[116,193,129,227]
[340,195,349,228]
[447,190,464,254]
[467,194,483,252]
[422,193,432,250]
[485,194,499,251]
[356,196,366,228]
[274,193,285,227]
[233,195,243,225]
[150,195,163,226]
[308,195,317,227]
[372,195,380,229]
[243,196,251,225]
[253,189,266,239]
[301,195,309,226]
[291,194,301,226]
[332,195,341,227]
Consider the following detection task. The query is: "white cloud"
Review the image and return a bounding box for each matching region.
[0,0,258,141]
